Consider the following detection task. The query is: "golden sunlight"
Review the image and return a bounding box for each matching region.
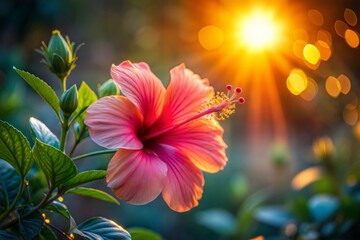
[236,10,281,51]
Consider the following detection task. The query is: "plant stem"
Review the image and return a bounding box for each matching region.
[0,178,25,224]
[72,149,117,161]
[59,116,69,152]
[69,139,80,157]
[0,186,57,229]
[61,76,67,93]
[46,222,73,240]
[24,180,33,205]
[68,106,88,128]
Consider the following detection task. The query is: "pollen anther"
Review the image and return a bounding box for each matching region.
[199,84,244,121]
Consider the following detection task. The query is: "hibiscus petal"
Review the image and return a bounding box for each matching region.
[107,149,167,205]
[160,118,228,173]
[155,145,204,212]
[160,64,214,125]
[111,61,166,126]
[85,96,143,150]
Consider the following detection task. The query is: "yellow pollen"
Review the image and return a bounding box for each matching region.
[200,91,236,120]
[45,218,51,224]
[58,196,64,202]
[70,233,75,239]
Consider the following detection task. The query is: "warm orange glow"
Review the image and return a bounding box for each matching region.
[315,40,331,61]
[338,74,351,94]
[354,122,360,139]
[334,20,349,38]
[300,77,318,101]
[303,44,320,65]
[250,236,265,240]
[235,10,282,51]
[345,29,360,48]
[308,9,323,26]
[292,40,307,58]
[287,69,308,95]
[313,136,335,159]
[325,76,341,97]
[293,28,308,41]
[191,3,293,147]
[343,106,358,126]
[292,166,322,190]
[198,25,224,50]
[344,8,357,26]
[317,30,332,46]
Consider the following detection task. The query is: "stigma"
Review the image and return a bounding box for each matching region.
[200,84,245,120]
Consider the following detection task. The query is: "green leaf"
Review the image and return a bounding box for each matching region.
[236,189,269,237]
[13,67,60,115]
[72,217,130,240]
[19,209,44,240]
[128,228,162,240]
[73,81,97,128]
[66,187,119,205]
[32,140,77,187]
[0,230,18,239]
[0,120,32,176]
[29,117,60,149]
[0,161,22,209]
[61,170,106,191]
[255,206,294,228]
[34,224,57,240]
[196,209,236,235]
[72,82,97,141]
[45,200,70,219]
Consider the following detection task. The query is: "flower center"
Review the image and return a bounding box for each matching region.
[141,84,244,141]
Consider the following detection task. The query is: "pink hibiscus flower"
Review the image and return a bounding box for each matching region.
[85,60,244,212]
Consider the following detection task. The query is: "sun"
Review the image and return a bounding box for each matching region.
[236,10,282,51]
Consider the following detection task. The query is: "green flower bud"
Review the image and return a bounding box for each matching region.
[48,30,72,66]
[98,79,121,98]
[60,85,78,115]
[38,30,82,81]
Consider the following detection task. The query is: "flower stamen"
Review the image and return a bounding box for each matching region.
[142,84,245,141]
[200,84,245,120]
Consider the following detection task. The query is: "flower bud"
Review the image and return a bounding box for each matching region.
[98,79,120,98]
[48,30,72,66]
[38,30,81,80]
[60,85,78,115]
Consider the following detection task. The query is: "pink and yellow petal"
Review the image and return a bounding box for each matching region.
[85,96,143,150]
[107,149,168,205]
[111,61,166,126]
[155,145,204,212]
[159,118,227,173]
[159,64,214,125]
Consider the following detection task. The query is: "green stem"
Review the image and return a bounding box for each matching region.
[0,187,57,229]
[69,125,87,157]
[72,149,117,161]
[69,138,80,157]
[0,178,25,224]
[59,116,69,152]
[68,106,88,128]
[61,76,67,93]
[24,180,33,205]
